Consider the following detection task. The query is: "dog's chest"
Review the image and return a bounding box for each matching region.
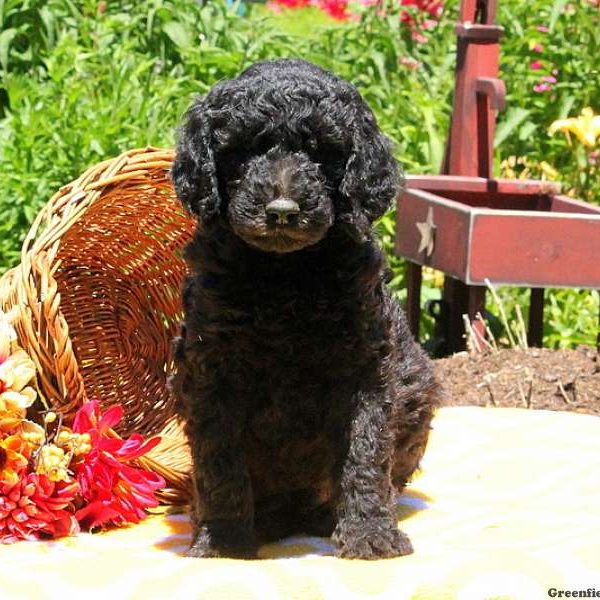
[242,278,363,367]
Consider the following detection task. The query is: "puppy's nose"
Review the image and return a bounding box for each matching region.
[265,198,300,224]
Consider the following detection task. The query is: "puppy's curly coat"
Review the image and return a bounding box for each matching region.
[170,59,442,559]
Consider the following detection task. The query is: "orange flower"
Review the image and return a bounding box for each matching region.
[0,436,29,485]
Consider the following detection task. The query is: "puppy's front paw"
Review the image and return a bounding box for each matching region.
[332,518,413,559]
[185,537,223,559]
[185,539,257,559]
[185,521,258,559]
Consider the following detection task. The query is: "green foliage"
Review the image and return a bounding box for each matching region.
[496,0,600,203]
[486,287,599,349]
[0,0,293,267]
[0,0,598,349]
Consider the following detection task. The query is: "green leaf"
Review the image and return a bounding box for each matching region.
[370,51,389,91]
[420,105,444,172]
[549,0,568,32]
[518,121,537,141]
[0,28,18,72]
[557,95,576,119]
[495,107,530,148]
[162,21,193,49]
[23,203,36,222]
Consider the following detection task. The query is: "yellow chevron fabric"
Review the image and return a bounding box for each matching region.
[2,407,599,600]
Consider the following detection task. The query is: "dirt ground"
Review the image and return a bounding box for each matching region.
[435,345,600,416]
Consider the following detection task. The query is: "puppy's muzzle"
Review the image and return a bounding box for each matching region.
[266,199,300,225]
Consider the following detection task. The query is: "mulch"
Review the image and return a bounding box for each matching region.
[435,346,600,416]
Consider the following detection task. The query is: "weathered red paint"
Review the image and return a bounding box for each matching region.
[396,183,600,288]
[469,212,600,287]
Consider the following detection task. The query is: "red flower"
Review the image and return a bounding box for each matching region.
[71,401,165,530]
[317,0,351,20]
[0,473,79,543]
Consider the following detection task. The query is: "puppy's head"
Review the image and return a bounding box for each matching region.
[172,59,401,253]
[224,146,333,253]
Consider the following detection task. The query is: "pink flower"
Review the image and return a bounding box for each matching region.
[400,0,444,29]
[530,61,543,70]
[411,30,429,43]
[537,25,550,33]
[0,474,79,543]
[532,43,544,53]
[534,82,552,93]
[401,0,443,18]
[71,401,164,530]
[265,0,284,12]
[422,18,438,30]
[399,56,421,69]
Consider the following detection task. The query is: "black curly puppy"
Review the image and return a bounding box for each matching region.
[170,58,442,560]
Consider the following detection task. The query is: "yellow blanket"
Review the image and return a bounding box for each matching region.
[2,407,599,600]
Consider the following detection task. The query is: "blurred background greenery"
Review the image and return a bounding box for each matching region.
[1,0,598,348]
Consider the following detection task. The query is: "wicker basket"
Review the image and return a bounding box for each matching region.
[0,147,195,504]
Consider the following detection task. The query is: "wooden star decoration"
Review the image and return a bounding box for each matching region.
[416,207,436,257]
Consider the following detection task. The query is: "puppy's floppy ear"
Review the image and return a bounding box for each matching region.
[171,99,220,222]
[338,110,402,241]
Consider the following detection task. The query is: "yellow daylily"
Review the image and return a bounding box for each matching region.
[549,107,600,148]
